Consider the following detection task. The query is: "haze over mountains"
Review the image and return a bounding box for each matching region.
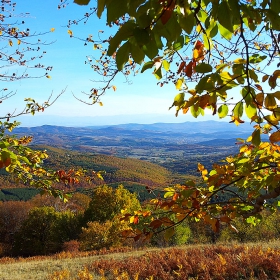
[12,121,259,177]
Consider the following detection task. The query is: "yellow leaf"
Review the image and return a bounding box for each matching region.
[264,94,277,110]
[234,58,246,64]
[17,39,21,45]
[8,40,12,46]
[175,78,183,90]
[197,163,205,171]
[46,75,51,79]
[99,102,103,106]
[67,30,73,37]
[50,28,55,32]
[112,85,117,91]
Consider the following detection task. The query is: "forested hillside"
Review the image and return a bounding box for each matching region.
[0,145,195,201]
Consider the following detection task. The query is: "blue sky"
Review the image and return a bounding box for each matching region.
[3,1,224,126]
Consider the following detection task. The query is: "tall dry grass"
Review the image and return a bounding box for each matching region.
[0,241,280,280]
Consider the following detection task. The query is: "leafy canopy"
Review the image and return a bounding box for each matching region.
[71,0,280,238]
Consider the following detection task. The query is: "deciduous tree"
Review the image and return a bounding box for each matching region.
[70,0,280,238]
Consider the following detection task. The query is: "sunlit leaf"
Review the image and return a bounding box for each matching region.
[218,104,228,118]
[270,131,280,143]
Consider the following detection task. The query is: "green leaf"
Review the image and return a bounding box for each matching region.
[251,129,261,147]
[164,227,175,241]
[217,1,233,32]
[74,0,91,5]
[141,61,154,73]
[218,104,228,118]
[142,33,158,59]
[218,24,233,40]
[190,105,200,118]
[228,0,241,25]
[130,43,145,64]
[266,10,280,31]
[107,21,135,56]
[178,9,195,34]
[271,0,280,14]
[249,54,267,64]
[107,0,128,24]
[173,92,185,105]
[249,69,259,83]
[173,35,184,51]
[195,63,212,73]
[97,0,105,18]
[233,102,243,119]
[153,67,162,80]
[196,75,214,92]
[116,42,130,71]
[246,216,258,226]
[203,33,212,50]
[133,28,150,46]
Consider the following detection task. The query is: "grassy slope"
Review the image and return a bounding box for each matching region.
[1,241,280,280]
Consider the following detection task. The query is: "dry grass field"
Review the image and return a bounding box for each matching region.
[1,241,280,280]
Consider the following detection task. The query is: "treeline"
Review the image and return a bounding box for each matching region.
[0,185,140,257]
[1,184,280,258]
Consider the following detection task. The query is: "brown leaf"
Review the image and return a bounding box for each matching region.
[254,92,264,108]
[270,130,280,143]
[149,219,163,229]
[160,0,175,25]
[177,61,186,74]
[184,61,193,78]
[199,94,210,109]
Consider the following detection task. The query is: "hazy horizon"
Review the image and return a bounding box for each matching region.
[14,113,233,128]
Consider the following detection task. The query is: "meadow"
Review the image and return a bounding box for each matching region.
[1,241,280,280]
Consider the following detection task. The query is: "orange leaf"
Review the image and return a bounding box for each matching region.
[193,40,205,61]
[133,216,139,224]
[4,158,11,167]
[270,130,280,143]
[197,163,205,171]
[220,216,231,223]
[182,107,189,114]
[172,192,179,201]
